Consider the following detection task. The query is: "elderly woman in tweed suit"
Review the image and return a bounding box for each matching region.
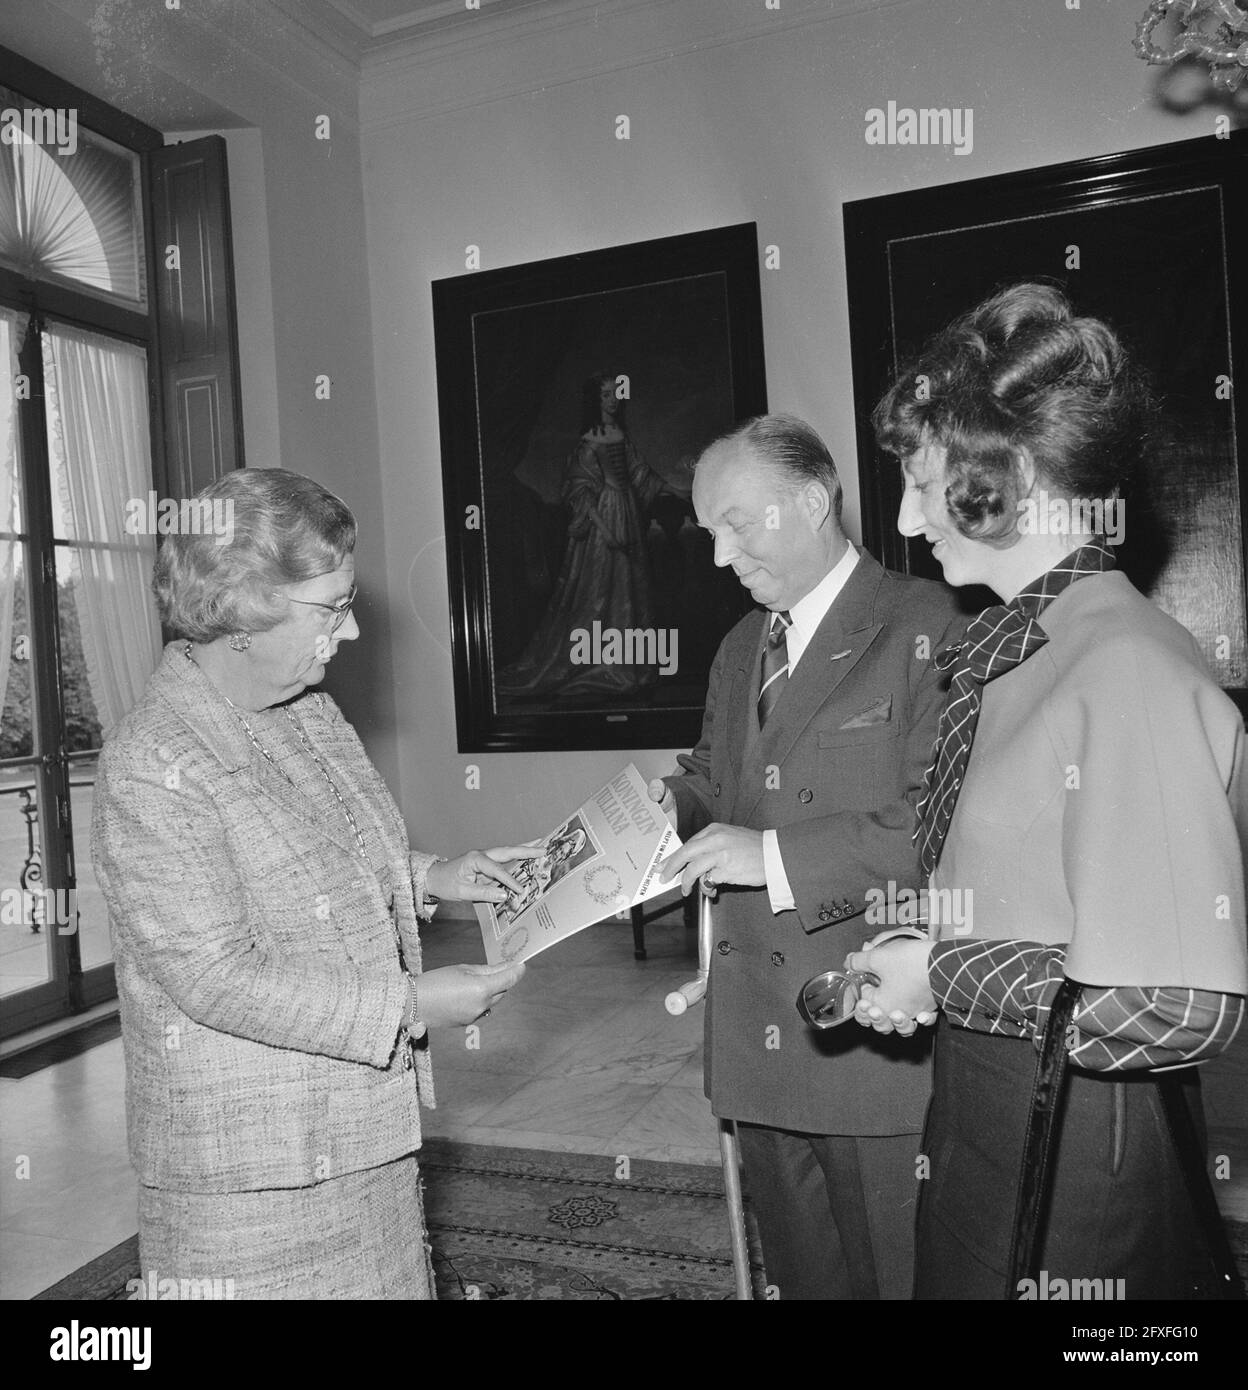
[92,468,528,1300]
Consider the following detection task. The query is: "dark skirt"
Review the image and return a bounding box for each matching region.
[916,1020,1213,1300]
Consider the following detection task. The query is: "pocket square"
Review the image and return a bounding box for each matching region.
[839,695,892,730]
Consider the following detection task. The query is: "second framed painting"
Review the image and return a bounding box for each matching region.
[844,130,1247,711]
[433,222,767,753]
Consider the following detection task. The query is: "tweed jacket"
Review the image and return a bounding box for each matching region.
[665,551,965,1135]
[91,642,437,1193]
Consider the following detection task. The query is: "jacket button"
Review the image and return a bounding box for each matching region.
[818,908,832,922]
[770,951,784,967]
[716,940,732,956]
[831,904,844,919]
[798,788,813,804]
[713,781,722,797]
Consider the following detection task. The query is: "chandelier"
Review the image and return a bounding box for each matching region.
[1135,0,1248,116]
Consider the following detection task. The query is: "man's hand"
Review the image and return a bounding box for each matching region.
[844,935,937,1036]
[659,823,766,896]
[428,846,539,903]
[415,962,525,1028]
[647,778,678,829]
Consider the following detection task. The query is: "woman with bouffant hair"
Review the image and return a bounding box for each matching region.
[92,467,532,1299]
[847,284,1247,1298]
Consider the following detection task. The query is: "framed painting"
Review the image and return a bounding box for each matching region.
[844,130,1248,713]
[433,221,767,752]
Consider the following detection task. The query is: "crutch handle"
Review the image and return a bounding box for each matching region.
[664,879,716,1015]
[665,977,707,1015]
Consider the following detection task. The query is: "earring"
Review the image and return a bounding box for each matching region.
[227,631,252,652]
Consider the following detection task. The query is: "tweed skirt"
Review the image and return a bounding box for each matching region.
[138,1153,434,1300]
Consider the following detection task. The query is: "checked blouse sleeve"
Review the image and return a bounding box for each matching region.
[927,938,1245,1071]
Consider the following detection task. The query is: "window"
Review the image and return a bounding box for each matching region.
[0,47,242,1038]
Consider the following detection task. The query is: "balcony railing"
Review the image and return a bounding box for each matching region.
[0,762,97,932]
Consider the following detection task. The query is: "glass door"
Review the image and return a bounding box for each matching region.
[1,311,163,1035]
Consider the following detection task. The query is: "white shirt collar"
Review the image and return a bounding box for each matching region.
[779,542,859,671]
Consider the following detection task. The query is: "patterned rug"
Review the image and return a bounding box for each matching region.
[34,1138,766,1301]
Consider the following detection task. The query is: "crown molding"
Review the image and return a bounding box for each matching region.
[321,0,522,42]
[359,0,923,130]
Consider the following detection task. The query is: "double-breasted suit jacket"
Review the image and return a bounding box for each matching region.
[666,551,964,1136]
[92,643,436,1194]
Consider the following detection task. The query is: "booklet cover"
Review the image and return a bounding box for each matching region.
[475,762,681,965]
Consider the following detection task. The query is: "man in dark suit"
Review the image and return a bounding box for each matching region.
[654,414,962,1299]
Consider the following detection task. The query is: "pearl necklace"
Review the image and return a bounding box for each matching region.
[183,641,368,860]
[182,643,421,1062]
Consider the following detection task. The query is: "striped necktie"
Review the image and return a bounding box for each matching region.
[915,540,1116,876]
[758,610,792,729]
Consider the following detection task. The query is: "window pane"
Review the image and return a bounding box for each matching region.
[55,547,103,755]
[2,309,29,758]
[43,326,163,737]
[1,542,32,761]
[0,88,146,308]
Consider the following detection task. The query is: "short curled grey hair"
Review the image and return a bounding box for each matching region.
[152,469,356,643]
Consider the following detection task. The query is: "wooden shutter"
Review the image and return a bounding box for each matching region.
[147,135,245,496]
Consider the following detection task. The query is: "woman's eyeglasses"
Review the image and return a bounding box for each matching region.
[284,583,357,631]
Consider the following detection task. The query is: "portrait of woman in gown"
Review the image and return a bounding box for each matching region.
[498,371,688,702]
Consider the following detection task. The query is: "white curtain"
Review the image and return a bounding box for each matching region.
[0,308,27,730]
[42,323,162,735]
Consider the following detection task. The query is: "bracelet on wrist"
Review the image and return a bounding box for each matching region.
[403,973,427,1040]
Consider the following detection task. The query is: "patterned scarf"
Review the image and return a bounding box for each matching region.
[915,538,1117,877]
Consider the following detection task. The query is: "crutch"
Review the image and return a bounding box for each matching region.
[665,882,752,1300]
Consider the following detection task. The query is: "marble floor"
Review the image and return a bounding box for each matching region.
[3,902,1246,1301]
[0,906,719,1301]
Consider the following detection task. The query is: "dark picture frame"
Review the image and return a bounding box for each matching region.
[433,222,767,752]
[844,131,1248,714]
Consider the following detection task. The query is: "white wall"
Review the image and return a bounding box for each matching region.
[359,0,1207,867]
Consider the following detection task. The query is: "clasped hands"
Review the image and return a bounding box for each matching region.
[845,932,938,1037]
